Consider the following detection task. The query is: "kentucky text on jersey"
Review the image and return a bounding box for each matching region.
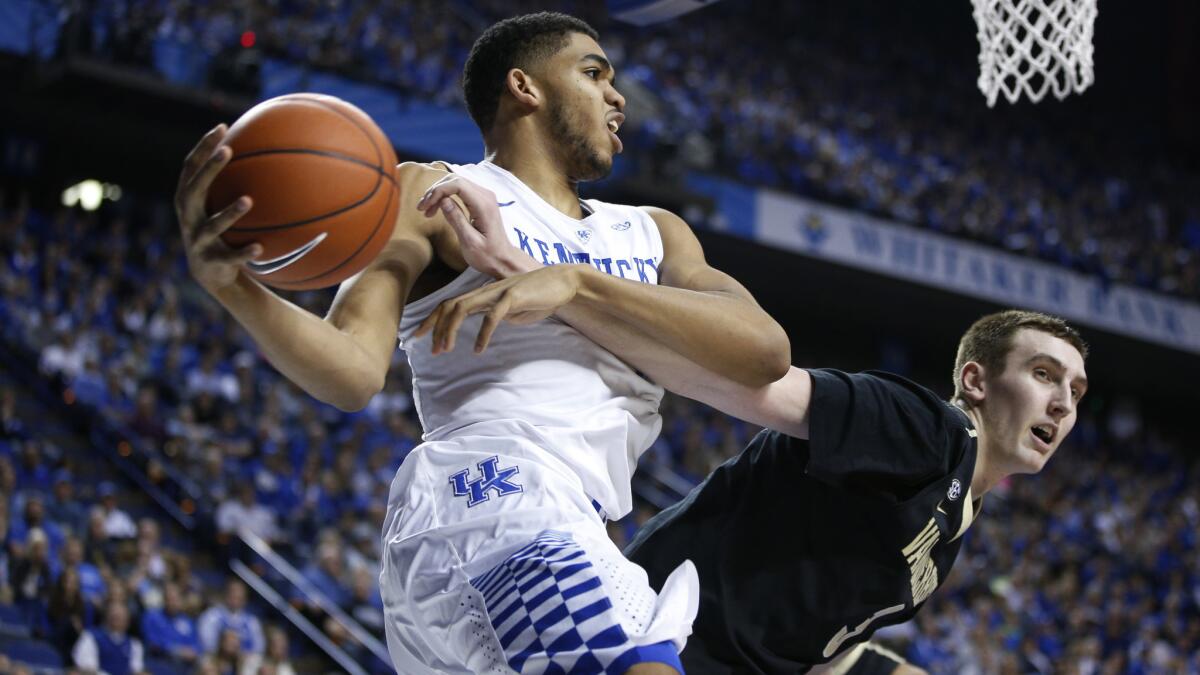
[513,226,660,281]
[395,160,667,521]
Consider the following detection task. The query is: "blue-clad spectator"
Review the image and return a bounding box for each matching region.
[60,535,106,608]
[13,441,53,495]
[45,469,87,533]
[298,541,350,610]
[72,601,145,675]
[8,494,65,557]
[198,579,264,655]
[142,582,202,665]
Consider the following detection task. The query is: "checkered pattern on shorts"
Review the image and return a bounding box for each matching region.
[469,530,680,674]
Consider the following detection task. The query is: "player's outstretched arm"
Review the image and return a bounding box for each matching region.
[175,127,443,410]
[415,177,790,387]
[627,205,793,385]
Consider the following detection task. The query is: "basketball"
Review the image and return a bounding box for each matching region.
[205,93,399,290]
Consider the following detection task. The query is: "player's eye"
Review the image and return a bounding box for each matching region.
[1071,387,1081,401]
[584,69,601,80]
[1033,368,1049,381]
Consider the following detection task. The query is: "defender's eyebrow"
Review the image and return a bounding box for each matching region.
[1027,353,1089,390]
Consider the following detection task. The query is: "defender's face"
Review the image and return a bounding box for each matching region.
[981,329,1088,474]
[540,33,626,180]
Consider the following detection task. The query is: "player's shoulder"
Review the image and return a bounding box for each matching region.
[389,161,458,240]
[811,367,934,395]
[396,161,453,191]
[630,205,699,253]
[635,205,685,229]
[810,368,952,423]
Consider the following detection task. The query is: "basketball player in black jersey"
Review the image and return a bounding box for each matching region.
[412,195,1088,673]
[621,310,1086,673]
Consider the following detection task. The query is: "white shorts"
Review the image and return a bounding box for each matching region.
[379,434,698,674]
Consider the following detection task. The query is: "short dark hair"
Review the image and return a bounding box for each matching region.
[953,310,1088,403]
[462,12,599,135]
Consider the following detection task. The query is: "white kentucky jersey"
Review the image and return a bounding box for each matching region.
[397,160,666,519]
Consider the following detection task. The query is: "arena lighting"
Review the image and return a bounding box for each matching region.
[61,179,122,211]
[241,30,256,48]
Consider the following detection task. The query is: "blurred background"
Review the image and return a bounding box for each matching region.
[0,0,1198,673]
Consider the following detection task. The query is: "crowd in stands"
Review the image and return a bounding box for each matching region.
[0,434,299,673]
[0,200,303,673]
[54,0,1200,301]
[3,171,1199,671]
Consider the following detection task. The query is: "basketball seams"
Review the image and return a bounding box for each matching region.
[224,96,397,233]
[225,156,383,233]
[228,148,395,181]
[275,94,390,177]
[264,177,397,288]
[216,93,400,289]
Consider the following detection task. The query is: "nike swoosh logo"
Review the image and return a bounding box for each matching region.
[936,501,947,515]
[246,232,327,275]
[497,200,515,207]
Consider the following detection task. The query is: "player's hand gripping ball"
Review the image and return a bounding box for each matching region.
[205,93,399,290]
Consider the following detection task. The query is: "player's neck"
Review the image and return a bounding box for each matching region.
[958,402,1003,495]
[485,136,585,219]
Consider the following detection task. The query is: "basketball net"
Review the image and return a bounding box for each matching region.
[971,0,1097,106]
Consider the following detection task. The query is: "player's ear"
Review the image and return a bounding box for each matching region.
[505,68,541,111]
[958,361,986,407]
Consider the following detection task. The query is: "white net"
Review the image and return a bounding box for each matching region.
[971,0,1098,106]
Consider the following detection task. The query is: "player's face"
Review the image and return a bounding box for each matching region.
[540,33,626,181]
[981,329,1088,474]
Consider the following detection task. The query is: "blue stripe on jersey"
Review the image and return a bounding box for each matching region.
[469,531,679,674]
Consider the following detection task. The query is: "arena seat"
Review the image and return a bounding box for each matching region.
[0,603,30,638]
[145,655,191,675]
[0,635,64,668]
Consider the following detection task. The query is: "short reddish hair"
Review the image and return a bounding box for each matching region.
[953,310,1087,403]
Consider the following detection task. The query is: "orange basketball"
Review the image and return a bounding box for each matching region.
[206,93,399,290]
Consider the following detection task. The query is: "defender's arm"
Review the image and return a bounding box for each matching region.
[564,206,792,387]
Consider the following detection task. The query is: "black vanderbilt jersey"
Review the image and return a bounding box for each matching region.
[625,369,981,673]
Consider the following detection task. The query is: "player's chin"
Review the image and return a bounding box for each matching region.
[1016,443,1055,474]
[577,151,613,181]
[594,138,618,165]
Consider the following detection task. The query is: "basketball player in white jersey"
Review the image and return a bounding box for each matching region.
[416,187,1089,675]
[173,11,790,675]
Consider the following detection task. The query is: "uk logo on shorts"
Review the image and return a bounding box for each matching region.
[450,456,523,507]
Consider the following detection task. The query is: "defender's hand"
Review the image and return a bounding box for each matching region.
[416,174,537,278]
[173,124,261,295]
[413,265,584,354]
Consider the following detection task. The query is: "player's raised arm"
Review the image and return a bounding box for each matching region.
[413,177,808,432]
[175,129,447,410]
[633,205,792,384]
[415,185,790,388]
